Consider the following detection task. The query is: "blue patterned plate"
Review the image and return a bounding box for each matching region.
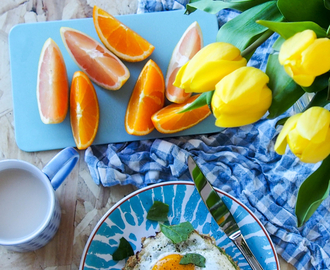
[79,181,279,270]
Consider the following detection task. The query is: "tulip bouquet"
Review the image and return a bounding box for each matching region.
[177,0,330,226]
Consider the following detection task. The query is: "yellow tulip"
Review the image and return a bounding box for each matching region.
[173,42,247,93]
[211,66,272,128]
[279,29,330,87]
[274,106,330,163]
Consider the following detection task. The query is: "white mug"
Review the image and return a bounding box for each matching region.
[0,147,79,252]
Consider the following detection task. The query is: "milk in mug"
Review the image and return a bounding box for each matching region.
[0,168,50,240]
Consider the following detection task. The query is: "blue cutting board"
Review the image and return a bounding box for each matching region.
[9,10,221,152]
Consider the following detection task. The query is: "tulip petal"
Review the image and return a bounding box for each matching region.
[283,62,315,87]
[214,110,267,127]
[211,66,272,128]
[173,61,189,88]
[184,42,245,76]
[173,42,247,93]
[212,85,272,115]
[300,130,330,163]
[216,67,269,104]
[283,65,294,77]
[212,67,272,116]
[301,38,330,76]
[189,42,243,62]
[188,59,247,93]
[278,30,330,87]
[287,129,309,159]
[213,92,272,128]
[296,107,330,143]
[274,113,301,155]
[291,73,316,87]
[279,29,316,65]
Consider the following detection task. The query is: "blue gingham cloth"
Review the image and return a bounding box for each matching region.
[85,1,330,269]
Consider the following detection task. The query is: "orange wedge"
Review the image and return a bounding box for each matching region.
[70,71,99,150]
[93,6,155,62]
[37,38,68,124]
[125,59,165,135]
[151,94,211,134]
[165,21,203,104]
[60,27,130,90]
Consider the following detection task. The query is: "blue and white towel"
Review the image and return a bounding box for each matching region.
[85,1,330,269]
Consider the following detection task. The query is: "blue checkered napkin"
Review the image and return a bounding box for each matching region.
[84,1,330,270]
[137,0,188,13]
[85,117,330,270]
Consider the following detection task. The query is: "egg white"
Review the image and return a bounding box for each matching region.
[131,230,237,270]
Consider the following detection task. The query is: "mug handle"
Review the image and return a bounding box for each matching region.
[42,147,79,190]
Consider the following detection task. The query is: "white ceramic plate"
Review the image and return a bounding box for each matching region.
[79,181,279,270]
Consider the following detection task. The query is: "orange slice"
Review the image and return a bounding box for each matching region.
[93,6,155,62]
[70,71,99,150]
[165,21,203,104]
[151,94,211,134]
[60,27,130,90]
[37,38,68,124]
[125,59,165,135]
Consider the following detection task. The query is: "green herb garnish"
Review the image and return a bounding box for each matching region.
[112,237,134,261]
[160,221,194,244]
[147,201,169,222]
[180,253,206,267]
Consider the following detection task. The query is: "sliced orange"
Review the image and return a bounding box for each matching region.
[60,27,130,90]
[70,71,99,150]
[165,21,203,104]
[37,38,68,124]
[151,94,211,134]
[125,59,165,135]
[93,6,155,62]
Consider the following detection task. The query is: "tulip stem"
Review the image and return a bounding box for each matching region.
[241,30,274,58]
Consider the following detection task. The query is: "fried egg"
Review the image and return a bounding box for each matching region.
[123,230,239,270]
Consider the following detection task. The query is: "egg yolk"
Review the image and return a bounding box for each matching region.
[151,254,195,270]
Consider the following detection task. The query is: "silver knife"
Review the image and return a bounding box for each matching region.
[188,156,264,270]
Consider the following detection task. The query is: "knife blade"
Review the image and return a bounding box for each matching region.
[187,156,264,270]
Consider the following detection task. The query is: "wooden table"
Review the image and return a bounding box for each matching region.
[0,0,296,269]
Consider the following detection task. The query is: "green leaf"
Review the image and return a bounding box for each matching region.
[160,222,194,244]
[266,54,305,118]
[241,29,274,58]
[277,0,330,29]
[186,0,270,14]
[257,20,327,39]
[272,35,285,51]
[303,89,330,110]
[216,1,283,51]
[112,237,134,261]
[179,92,214,113]
[327,25,330,36]
[296,155,330,227]
[302,73,329,93]
[275,117,288,127]
[146,201,169,222]
[325,0,330,10]
[205,91,213,107]
[180,253,206,267]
